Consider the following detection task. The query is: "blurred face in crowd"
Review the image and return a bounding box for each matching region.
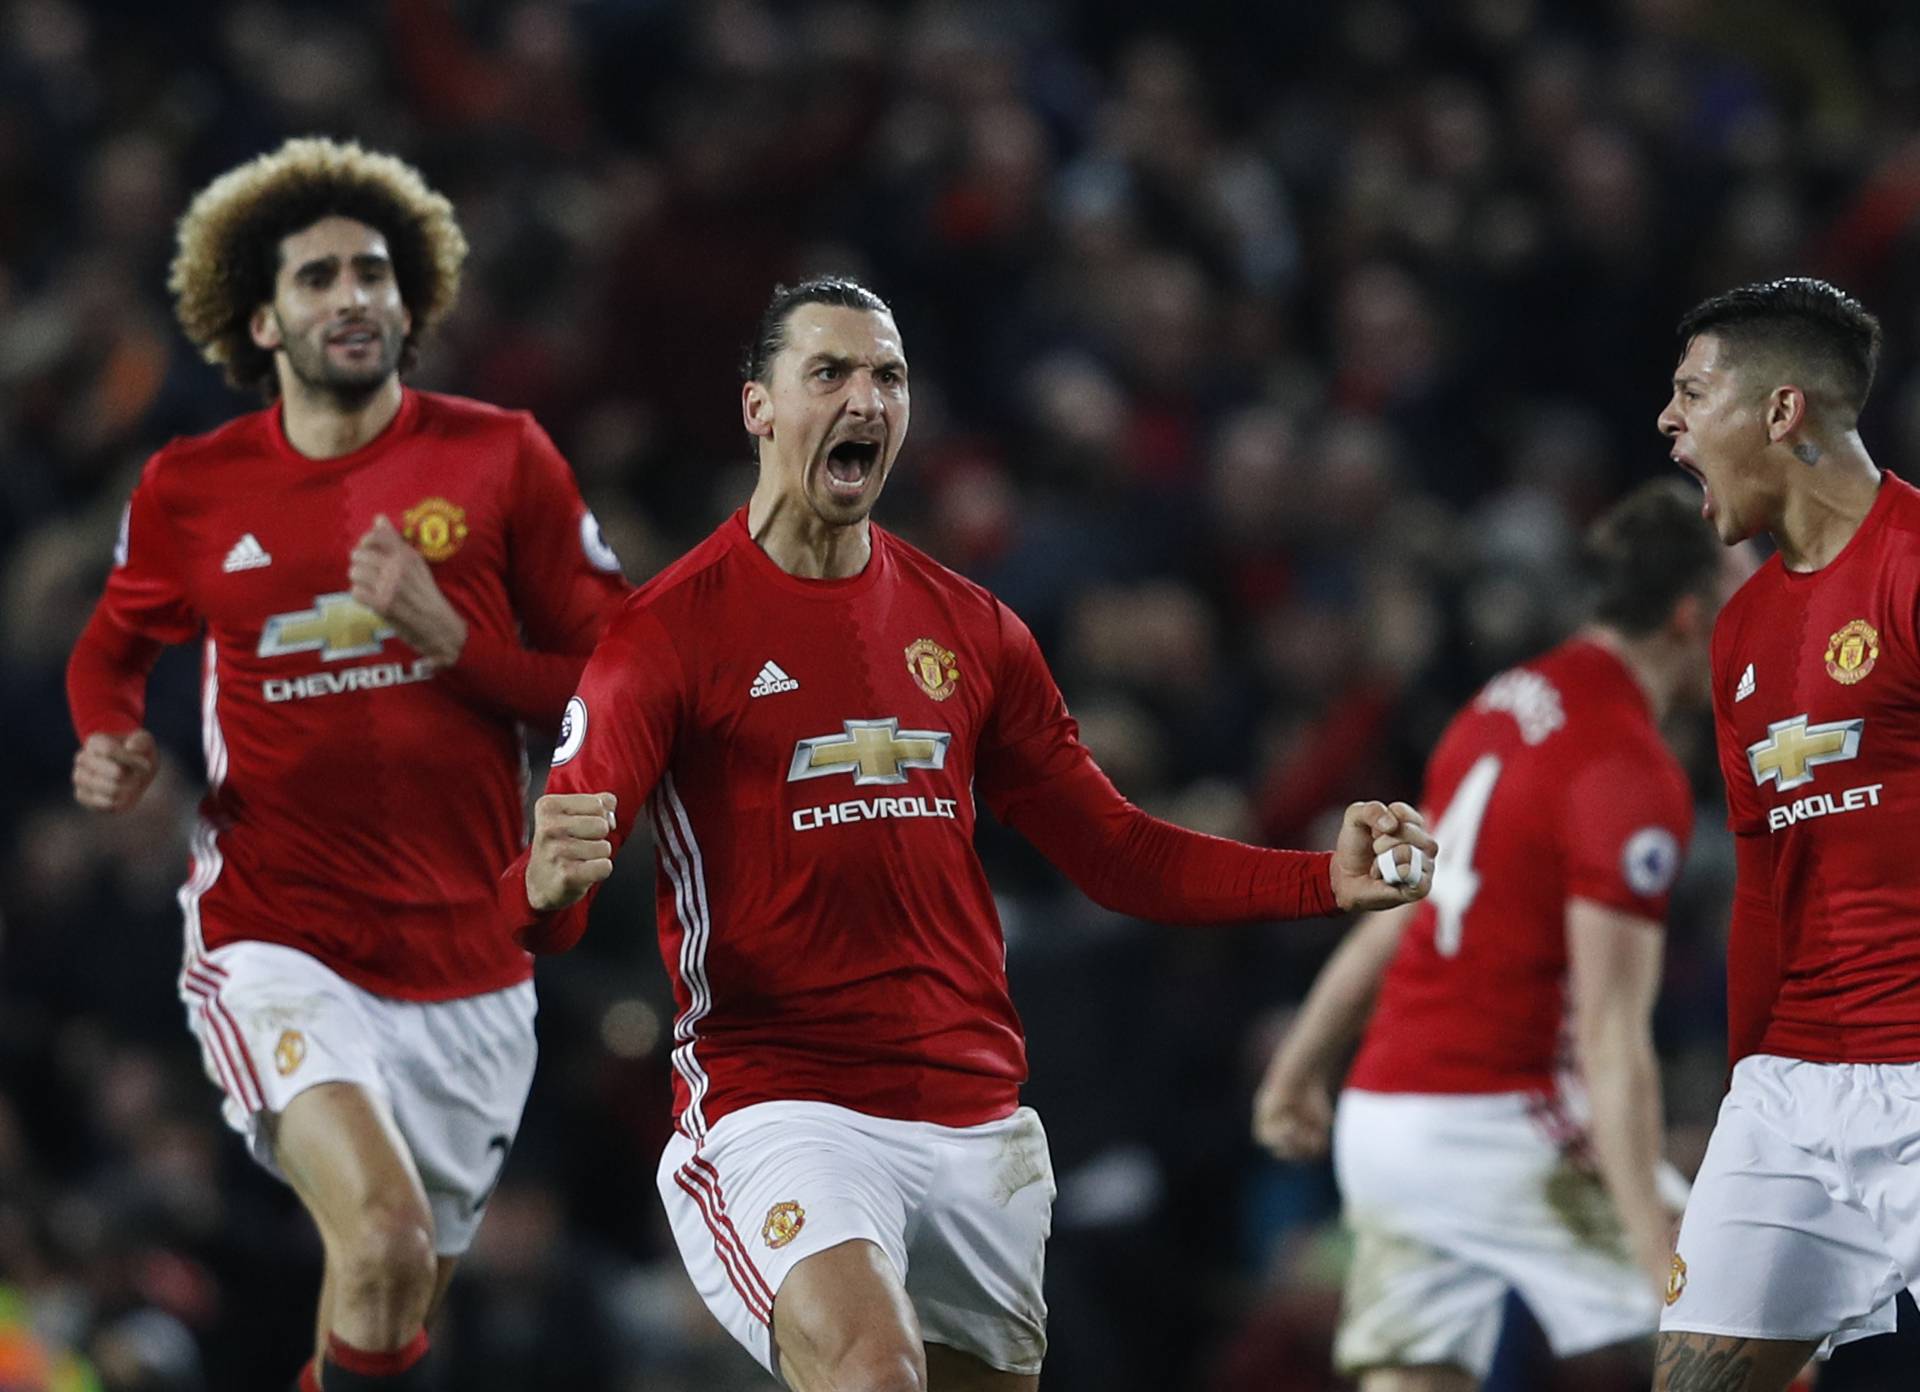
[251,215,411,402]
[744,303,910,529]
[1658,332,1782,545]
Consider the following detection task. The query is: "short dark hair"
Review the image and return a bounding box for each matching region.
[1676,277,1882,419]
[741,276,892,384]
[1585,478,1722,636]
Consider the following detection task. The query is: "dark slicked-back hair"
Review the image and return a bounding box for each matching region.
[1676,277,1882,420]
[742,277,893,384]
[1585,478,1723,637]
[170,136,467,397]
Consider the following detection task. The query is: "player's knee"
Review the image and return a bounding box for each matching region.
[832,1347,925,1392]
[333,1201,436,1316]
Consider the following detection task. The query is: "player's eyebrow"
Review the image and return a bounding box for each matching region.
[291,251,393,278]
[805,352,909,378]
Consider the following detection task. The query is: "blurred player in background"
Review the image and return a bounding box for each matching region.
[1253,479,1740,1392]
[501,276,1437,1392]
[65,138,628,1392]
[1654,279,1920,1391]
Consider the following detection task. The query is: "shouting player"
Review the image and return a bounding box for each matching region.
[1251,480,1738,1391]
[65,139,628,1392]
[499,277,1436,1392]
[1654,278,1920,1391]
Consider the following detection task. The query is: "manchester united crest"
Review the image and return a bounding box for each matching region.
[762,1200,806,1250]
[274,1029,307,1078]
[905,638,960,702]
[1665,1252,1687,1306]
[402,497,469,562]
[1824,618,1880,685]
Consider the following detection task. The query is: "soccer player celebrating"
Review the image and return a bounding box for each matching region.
[1251,480,1737,1392]
[65,139,628,1391]
[1651,277,1920,1391]
[503,277,1437,1392]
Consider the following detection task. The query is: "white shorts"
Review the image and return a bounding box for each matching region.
[180,941,537,1256]
[1662,1054,1920,1353]
[657,1101,1055,1382]
[1333,1088,1666,1379]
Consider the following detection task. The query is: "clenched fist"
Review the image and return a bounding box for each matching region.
[1252,1067,1334,1162]
[348,514,468,664]
[72,730,158,813]
[526,791,618,911]
[1330,800,1437,912]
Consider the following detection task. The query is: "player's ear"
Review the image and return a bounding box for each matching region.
[250,303,283,352]
[1765,384,1807,443]
[742,378,774,441]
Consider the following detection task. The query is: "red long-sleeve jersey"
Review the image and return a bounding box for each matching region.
[1713,472,1920,1065]
[67,389,628,1000]
[501,510,1338,1135]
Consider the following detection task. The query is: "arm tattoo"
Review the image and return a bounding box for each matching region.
[1792,442,1822,466]
[1654,1334,1758,1392]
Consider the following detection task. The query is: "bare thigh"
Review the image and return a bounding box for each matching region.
[274,1081,436,1353]
[1652,1332,1816,1392]
[773,1239,926,1392]
[274,1082,432,1245]
[1357,1365,1477,1392]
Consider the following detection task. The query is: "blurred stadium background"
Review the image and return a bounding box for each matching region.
[6,0,1920,1387]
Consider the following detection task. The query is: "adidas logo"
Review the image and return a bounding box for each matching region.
[1735,663,1755,703]
[749,660,800,698]
[222,533,272,572]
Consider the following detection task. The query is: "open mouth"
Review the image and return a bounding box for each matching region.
[328,326,379,350]
[1673,453,1712,517]
[824,439,881,496]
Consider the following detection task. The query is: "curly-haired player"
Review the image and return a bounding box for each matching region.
[66,138,630,1391]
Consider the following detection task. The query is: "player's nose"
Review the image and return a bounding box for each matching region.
[843,370,886,418]
[1657,399,1683,438]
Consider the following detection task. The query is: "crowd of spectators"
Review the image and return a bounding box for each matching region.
[7,0,1920,1387]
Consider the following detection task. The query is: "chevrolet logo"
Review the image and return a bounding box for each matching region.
[789,718,951,787]
[1747,714,1863,792]
[258,592,394,661]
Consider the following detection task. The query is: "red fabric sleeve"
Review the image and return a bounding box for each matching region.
[498,601,682,952]
[69,470,198,738]
[976,602,1338,922]
[1560,752,1693,920]
[440,633,590,728]
[1710,621,1778,1068]
[100,472,200,643]
[437,415,629,728]
[67,606,165,738]
[1726,833,1781,1069]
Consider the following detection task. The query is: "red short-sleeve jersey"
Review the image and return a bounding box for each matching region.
[1348,639,1693,1094]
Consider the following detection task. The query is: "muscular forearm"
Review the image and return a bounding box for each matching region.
[1269,904,1413,1085]
[1580,1021,1670,1281]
